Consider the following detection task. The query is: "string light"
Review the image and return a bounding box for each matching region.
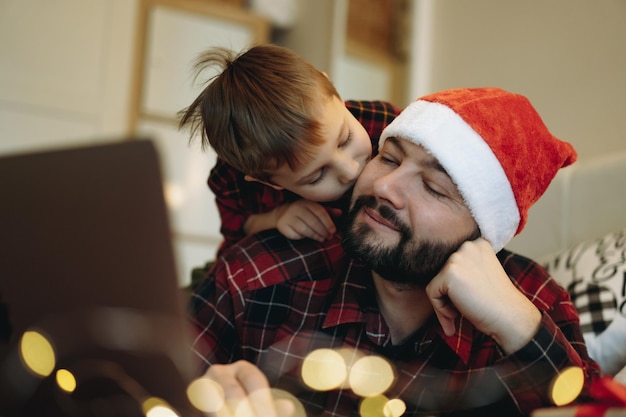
[19,330,56,377]
[550,366,584,406]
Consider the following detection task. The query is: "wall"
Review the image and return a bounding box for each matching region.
[0,0,268,287]
[406,0,626,257]
[3,0,625,284]
[0,0,137,154]
[275,0,407,105]
[408,0,626,161]
[273,0,342,75]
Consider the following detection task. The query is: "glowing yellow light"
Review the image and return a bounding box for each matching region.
[19,330,56,377]
[268,389,306,417]
[359,394,389,417]
[550,366,585,406]
[349,355,395,397]
[143,397,179,417]
[146,405,180,417]
[55,369,76,392]
[163,182,185,209]
[336,346,366,368]
[383,398,406,417]
[186,377,225,413]
[301,348,347,391]
[145,405,179,417]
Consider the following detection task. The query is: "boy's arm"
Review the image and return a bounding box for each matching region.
[208,159,291,256]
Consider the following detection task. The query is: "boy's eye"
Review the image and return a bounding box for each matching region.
[308,168,327,185]
[339,132,353,148]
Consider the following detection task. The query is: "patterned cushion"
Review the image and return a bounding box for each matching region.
[566,279,618,337]
[542,228,626,375]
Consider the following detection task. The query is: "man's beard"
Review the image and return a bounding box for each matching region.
[342,195,480,287]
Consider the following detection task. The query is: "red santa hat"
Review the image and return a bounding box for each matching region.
[380,87,577,251]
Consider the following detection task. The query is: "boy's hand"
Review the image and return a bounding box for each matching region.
[274,200,336,242]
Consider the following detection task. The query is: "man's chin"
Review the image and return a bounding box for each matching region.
[374,267,438,287]
[343,222,400,256]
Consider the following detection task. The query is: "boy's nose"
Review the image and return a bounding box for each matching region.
[338,159,361,184]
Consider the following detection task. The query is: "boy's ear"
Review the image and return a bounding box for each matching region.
[243,174,284,191]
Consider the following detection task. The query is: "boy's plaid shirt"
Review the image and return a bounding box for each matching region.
[190,231,600,417]
[207,100,401,258]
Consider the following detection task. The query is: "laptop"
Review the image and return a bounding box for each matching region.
[0,139,202,416]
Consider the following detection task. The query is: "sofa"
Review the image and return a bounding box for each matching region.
[506,149,626,379]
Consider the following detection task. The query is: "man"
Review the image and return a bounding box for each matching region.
[190,88,600,417]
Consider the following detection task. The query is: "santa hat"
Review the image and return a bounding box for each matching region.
[380,87,577,252]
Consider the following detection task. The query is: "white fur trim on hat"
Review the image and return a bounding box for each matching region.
[380,100,520,252]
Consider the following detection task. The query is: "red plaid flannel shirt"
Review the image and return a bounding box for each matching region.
[190,231,601,417]
[207,100,401,258]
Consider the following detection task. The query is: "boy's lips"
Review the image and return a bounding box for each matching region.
[363,207,400,232]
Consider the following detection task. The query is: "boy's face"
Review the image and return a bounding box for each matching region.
[266,96,372,202]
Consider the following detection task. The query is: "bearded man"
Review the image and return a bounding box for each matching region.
[190,88,600,417]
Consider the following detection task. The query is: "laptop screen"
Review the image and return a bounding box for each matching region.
[0,139,202,416]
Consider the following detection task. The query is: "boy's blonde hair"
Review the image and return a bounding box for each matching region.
[179,44,341,181]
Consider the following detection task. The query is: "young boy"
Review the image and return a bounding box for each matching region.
[179,44,400,258]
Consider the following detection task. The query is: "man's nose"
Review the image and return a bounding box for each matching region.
[372,169,407,209]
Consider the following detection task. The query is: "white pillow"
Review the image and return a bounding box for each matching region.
[542,228,626,375]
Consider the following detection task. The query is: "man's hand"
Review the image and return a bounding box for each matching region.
[201,360,297,417]
[426,238,542,354]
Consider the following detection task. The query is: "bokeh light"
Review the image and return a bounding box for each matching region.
[349,355,394,397]
[267,388,306,417]
[55,368,76,392]
[360,394,389,417]
[19,330,56,377]
[383,398,406,417]
[143,397,180,417]
[186,376,225,413]
[301,348,347,391]
[550,366,584,406]
[163,182,185,210]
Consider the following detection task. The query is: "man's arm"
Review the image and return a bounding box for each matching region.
[427,238,542,353]
[426,238,600,413]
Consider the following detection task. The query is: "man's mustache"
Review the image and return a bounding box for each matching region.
[350,196,412,238]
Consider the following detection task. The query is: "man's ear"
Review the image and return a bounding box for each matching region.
[243,174,284,191]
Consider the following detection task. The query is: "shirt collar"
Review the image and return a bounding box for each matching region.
[323,261,372,328]
[323,261,475,364]
[434,315,474,364]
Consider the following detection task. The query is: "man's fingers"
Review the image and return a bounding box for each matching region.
[433,308,458,337]
[233,362,277,417]
[244,388,279,417]
[426,278,458,337]
[203,361,278,417]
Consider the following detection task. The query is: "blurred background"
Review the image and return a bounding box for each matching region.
[1,0,625,286]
